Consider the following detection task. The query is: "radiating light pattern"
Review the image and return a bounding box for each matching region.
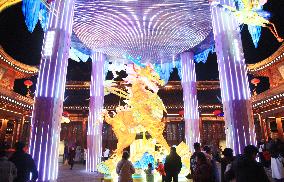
[73,0,212,61]
[87,52,105,172]
[211,0,256,154]
[29,0,75,180]
[181,52,200,152]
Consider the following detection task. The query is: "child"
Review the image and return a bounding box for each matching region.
[156,159,166,182]
[145,163,154,182]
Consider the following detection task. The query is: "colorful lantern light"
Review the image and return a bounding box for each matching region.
[24,80,33,88]
[24,80,33,97]
[251,78,260,86]
[178,110,184,116]
[213,110,222,116]
[62,111,69,117]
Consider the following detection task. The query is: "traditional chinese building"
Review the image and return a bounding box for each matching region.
[2,42,284,152]
[0,46,38,147]
[248,43,284,141]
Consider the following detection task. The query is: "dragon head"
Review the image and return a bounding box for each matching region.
[125,63,164,93]
[138,64,164,92]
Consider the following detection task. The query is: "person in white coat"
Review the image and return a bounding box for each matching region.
[116,151,135,182]
[271,144,284,182]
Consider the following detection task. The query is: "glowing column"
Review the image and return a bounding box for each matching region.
[181,52,200,152]
[211,0,256,154]
[29,0,74,181]
[87,52,105,172]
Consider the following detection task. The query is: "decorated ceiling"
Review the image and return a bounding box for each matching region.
[73,0,212,62]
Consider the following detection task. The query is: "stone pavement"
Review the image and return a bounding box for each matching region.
[57,163,191,182]
[57,164,103,182]
[57,162,273,182]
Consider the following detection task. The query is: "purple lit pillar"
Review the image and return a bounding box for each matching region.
[87,52,105,172]
[211,0,256,154]
[181,52,200,152]
[29,0,74,181]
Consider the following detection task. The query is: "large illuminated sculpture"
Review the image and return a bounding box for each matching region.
[103,63,169,155]
[2,0,282,180]
[99,61,191,177]
[214,0,283,42]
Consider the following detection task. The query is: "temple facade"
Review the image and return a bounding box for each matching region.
[1,43,284,153]
[0,46,38,148]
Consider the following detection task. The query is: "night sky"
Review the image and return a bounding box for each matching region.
[0,1,283,96]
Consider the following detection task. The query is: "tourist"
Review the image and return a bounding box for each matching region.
[103,147,110,161]
[116,151,135,182]
[144,163,154,182]
[164,147,182,182]
[63,144,69,165]
[0,149,17,182]
[156,159,166,182]
[84,148,87,164]
[75,146,81,162]
[270,143,284,181]
[187,142,201,180]
[225,145,270,182]
[68,147,76,170]
[266,137,274,152]
[220,148,234,182]
[9,142,38,182]
[203,146,219,182]
[193,152,214,182]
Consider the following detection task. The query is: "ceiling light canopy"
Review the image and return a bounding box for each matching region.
[73,0,212,62]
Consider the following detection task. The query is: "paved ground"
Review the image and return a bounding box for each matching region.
[57,164,104,182]
[57,163,273,182]
[57,163,191,182]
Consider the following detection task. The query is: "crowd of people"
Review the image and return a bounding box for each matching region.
[115,138,284,182]
[1,138,283,182]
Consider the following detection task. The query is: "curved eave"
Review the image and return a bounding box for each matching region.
[0,46,38,78]
[0,0,21,13]
[247,43,284,75]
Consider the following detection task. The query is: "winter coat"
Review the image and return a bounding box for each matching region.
[225,155,270,182]
[271,155,284,179]
[0,157,17,182]
[193,162,215,182]
[164,152,182,175]
[116,159,135,182]
[9,151,38,182]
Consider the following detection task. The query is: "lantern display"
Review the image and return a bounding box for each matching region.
[178,110,184,116]
[24,80,33,97]
[251,78,260,86]
[213,110,222,116]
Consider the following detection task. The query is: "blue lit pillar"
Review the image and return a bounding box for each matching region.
[87,52,105,172]
[181,51,200,152]
[211,0,256,154]
[29,0,74,181]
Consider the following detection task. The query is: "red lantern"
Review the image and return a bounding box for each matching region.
[213,110,222,116]
[24,80,33,88]
[251,78,260,86]
[62,111,69,117]
[178,110,184,116]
